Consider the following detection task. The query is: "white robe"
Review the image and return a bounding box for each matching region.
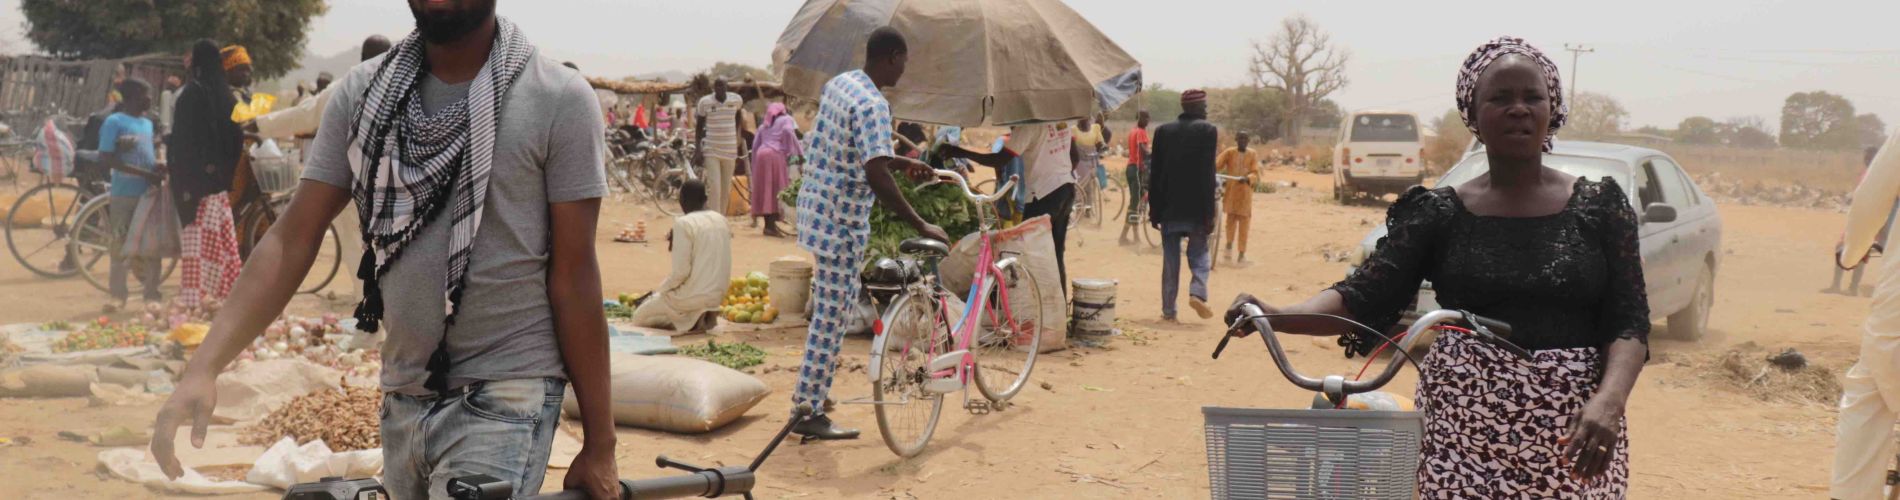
[631,210,731,333]
[1833,130,1900,500]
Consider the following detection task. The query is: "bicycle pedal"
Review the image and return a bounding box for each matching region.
[964,399,991,415]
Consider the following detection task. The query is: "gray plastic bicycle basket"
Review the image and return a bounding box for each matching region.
[1203,406,1422,500]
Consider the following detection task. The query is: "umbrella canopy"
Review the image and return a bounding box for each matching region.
[773,0,1142,127]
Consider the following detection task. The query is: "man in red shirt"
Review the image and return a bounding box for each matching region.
[1120,110,1152,245]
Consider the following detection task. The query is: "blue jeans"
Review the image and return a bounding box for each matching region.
[381,378,567,500]
[1161,221,1211,318]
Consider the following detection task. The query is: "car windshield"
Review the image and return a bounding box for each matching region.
[1349,114,1420,142]
[1439,154,1631,190]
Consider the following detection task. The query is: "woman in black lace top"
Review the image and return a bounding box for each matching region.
[1226,37,1647,498]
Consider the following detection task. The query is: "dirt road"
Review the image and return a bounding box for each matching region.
[0,165,1876,499]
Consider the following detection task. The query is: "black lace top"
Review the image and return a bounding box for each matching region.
[1329,177,1649,356]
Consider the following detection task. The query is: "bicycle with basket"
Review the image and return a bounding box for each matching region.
[232,140,346,294]
[1204,301,1529,499]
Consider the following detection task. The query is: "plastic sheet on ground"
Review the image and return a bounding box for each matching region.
[215,360,344,422]
[99,447,271,495]
[603,325,679,355]
[245,437,383,490]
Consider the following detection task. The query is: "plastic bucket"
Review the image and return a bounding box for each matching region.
[768,257,814,318]
[1070,279,1117,336]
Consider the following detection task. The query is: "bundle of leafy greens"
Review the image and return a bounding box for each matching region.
[778,169,979,270]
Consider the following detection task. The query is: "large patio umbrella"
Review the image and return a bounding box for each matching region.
[773,0,1142,127]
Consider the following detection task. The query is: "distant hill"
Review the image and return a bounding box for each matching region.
[257,47,363,96]
[633,70,692,83]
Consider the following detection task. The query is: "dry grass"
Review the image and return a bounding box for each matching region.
[1674,342,1841,407]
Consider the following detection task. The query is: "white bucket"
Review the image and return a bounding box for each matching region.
[768,256,814,318]
[1071,279,1117,336]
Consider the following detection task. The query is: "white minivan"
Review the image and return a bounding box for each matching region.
[1333,110,1425,202]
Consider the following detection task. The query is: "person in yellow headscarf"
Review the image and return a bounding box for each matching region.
[219,45,264,227]
[219,45,254,106]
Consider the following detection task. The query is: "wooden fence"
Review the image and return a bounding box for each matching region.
[0,54,185,131]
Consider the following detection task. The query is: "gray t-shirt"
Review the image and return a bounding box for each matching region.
[303,52,608,394]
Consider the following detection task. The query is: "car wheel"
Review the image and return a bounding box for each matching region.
[1668,264,1713,341]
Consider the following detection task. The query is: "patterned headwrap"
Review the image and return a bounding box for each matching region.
[1455,36,1566,152]
[220,45,251,71]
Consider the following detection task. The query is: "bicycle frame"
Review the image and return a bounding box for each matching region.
[871,171,1022,398]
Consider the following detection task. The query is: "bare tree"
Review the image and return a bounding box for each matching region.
[1248,14,1349,145]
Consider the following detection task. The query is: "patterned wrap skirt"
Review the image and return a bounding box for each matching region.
[1416,334,1630,499]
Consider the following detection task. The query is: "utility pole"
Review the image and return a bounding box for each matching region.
[1563,44,1595,104]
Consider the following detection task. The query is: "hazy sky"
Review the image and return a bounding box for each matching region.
[2,0,1895,131]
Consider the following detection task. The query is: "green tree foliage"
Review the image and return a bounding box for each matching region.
[1858,113,1886,149]
[1780,91,1860,150]
[1107,83,1182,124]
[1674,116,1722,145]
[1566,92,1628,139]
[1722,116,1777,149]
[1211,86,1286,141]
[21,0,327,80]
[1423,108,1472,172]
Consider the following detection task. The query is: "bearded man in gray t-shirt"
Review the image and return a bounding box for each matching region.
[151,2,621,499]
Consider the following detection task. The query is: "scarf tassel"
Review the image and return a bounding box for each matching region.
[352,250,383,333]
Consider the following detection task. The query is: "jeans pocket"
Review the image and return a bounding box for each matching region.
[459,380,548,424]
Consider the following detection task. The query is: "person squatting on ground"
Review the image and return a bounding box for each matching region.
[1831,132,1900,500]
[791,27,949,441]
[152,2,623,498]
[1149,89,1219,321]
[1225,36,1647,498]
[630,180,730,334]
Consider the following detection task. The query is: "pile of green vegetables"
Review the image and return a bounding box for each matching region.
[677,340,768,370]
[779,168,980,270]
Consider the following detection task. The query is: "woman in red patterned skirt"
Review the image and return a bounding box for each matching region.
[167,39,245,308]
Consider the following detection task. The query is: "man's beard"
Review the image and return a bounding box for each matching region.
[411,0,496,44]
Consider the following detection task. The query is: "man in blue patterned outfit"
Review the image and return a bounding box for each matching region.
[792,27,948,440]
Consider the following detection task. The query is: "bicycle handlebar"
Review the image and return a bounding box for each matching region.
[920,169,1016,206]
[508,405,812,500]
[1214,305,1525,402]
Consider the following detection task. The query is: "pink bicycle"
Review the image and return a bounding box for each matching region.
[866,170,1046,458]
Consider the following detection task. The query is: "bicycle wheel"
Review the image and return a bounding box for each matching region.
[237,201,273,259]
[300,222,344,294]
[6,182,85,278]
[71,197,181,294]
[645,158,684,216]
[974,258,1043,403]
[872,290,950,458]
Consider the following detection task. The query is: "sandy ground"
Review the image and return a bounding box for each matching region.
[0,159,1881,499]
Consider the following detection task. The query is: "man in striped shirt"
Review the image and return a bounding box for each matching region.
[696,77,747,218]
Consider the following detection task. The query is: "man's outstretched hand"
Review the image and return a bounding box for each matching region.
[151,373,218,479]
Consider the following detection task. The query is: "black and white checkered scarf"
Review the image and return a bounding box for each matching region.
[348,18,533,335]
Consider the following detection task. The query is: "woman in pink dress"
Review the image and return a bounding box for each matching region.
[749,102,800,237]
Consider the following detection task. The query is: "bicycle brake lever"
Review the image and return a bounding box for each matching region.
[1459,310,1533,362]
[655,455,706,473]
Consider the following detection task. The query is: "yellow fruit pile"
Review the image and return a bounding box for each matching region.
[722,272,779,324]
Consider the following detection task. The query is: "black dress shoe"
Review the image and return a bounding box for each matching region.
[793,414,860,441]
